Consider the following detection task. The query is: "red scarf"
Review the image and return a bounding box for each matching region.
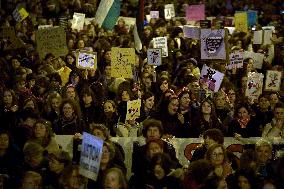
[237,117,250,128]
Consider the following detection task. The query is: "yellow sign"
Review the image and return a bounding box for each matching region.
[13,7,29,22]
[234,12,248,32]
[111,47,135,78]
[126,99,141,121]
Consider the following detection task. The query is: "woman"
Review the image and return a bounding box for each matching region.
[200,175,228,189]
[145,153,182,189]
[103,167,128,189]
[44,92,62,123]
[205,144,232,178]
[262,102,284,139]
[138,91,155,122]
[59,165,87,189]
[228,104,261,137]
[230,168,257,189]
[0,89,19,130]
[155,96,184,138]
[19,171,42,189]
[25,119,59,154]
[189,99,222,138]
[53,99,86,135]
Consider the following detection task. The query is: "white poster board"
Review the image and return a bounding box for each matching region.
[153,37,168,57]
[245,72,264,102]
[264,70,282,91]
[79,132,103,181]
[164,4,175,20]
[227,52,244,70]
[199,64,224,92]
[72,12,85,31]
[243,51,264,69]
[147,48,162,65]
[76,50,97,70]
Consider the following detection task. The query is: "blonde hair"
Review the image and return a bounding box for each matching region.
[21,171,42,189]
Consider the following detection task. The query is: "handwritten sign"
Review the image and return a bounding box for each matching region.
[200,29,226,59]
[76,50,97,70]
[147,48,162,66]
[164,4,175,20]
[253,30,263,44]
[183,26,200,39]
[264,70,282,91]
[36,27,68,59]
[243,51,264,69]
[12,7,29,22]
[227,52,244,70]
[263,29,273,45]
[200,20,211,29]
[186,4,205,21]
[150,11,159,19]
[245,72,264,102]
[79,132,103,181]
[111,47,135,78]
[199,64,224,92]
[126,99,141,121]
[153,37,168,57]
[234,12,248,32]
[72,12,85,31]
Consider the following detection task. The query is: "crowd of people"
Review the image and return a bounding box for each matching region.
[0,0,284,189]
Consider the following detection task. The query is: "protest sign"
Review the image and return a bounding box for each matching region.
[76,50,97,70]
[200,29,226,59]
[38,25,53,30]
[227,52,244,70]
[247,10,257,27]
[0,27,15,39]
[234,12,248,32]
[111,47,135,78]
[79,132,103,181]
[147,48,162,66]
[186,4,205,21]
[183,26,200,39]
[264,70,282,91]
[36,27,68,59]
[0,27,24,50]
[253,30,263,44]
[243,51,264,69]
[150,11,159,19]
[153,37,168,57]
[164,4,175,19]
[72,13,85,31]
[245,72,264,102]
[199,64,224,92]
[200,20,211,29]
[263,29,273,45]
[126,99,141,121]
[12,7,29,22]
[59,16,69,30]
[224,27,235,35]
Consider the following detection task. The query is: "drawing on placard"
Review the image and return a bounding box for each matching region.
[147,48,162,66]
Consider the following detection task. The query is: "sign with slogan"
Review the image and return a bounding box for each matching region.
[200,29,226,59]
[227,51,244,70]
[264,70,282,91]
[38,25,53,30]
[253,30,263,44]
[263,29,273,45]
[36,27,68,60]
[243,51,264,69]
[147,48,162,66]
[72,12,85,31]
[76,50,97,70]
[247,10,258,27]
[234,12,248,32]
[183,26,200,39]
[153,37,168,57]
[126,99,141,121]
[164,4,175,20]
[186,4,205,21]
[0,27,25,50]
[199,64,224,92]
[150,11,159,19]
[79,132,103,181]
[245,72,264,102]
[111,47,135,78]
[12,7,29,22]
[200,20,211,29]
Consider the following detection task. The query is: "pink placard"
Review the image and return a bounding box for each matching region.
[186,4,205,21]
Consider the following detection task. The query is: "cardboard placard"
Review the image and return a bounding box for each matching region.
[264,70,282,91]
[186,4,205,21]
[76,50,97,70]
[200,29,226,60]
[253,30,263,44]
[227,52,244,70]
[36,27,68,59]
[183,26,200,39]
[79,132,103,181]
[243,51,264,69]
[72,12,85,31]
[111,47,135,78]
[234,12,248,32]
[263,29,273,45]
[153,37,168,57]
[199,64,225,92]
[150,11,159,19]
[164,4,175,20]
[12,7,29,22]
[200,20,211,29]
[245,72,264,102]
[147,48,162,66]
[126,99,141,121]
[247,10,258,27]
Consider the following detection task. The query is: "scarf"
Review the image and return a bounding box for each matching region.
[237,117,250,128]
